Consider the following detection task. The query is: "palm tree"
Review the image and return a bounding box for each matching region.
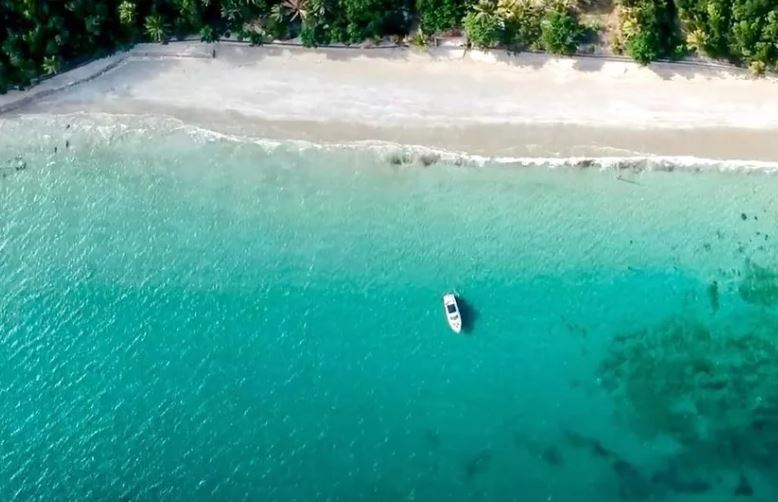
[308,0,325,20]
[144,15,168,43]
[220,0,265,32]
[42,55,62,75]
[118,1,136,26]
[497,0,526,20]
[685,29,706,55]
[473,0,500,20]
[270,0,311,23]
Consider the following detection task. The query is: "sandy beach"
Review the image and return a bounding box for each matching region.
[4,42,778,161]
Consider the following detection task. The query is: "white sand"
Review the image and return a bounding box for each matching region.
[6,42,778,161]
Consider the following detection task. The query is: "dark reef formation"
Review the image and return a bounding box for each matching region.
[598,313,778,469]
[738,261,778,307]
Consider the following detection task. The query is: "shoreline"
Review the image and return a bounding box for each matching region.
[4,42,778,162]
[6,112,778,173]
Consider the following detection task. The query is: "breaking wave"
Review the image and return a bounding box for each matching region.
[2,112,778,174]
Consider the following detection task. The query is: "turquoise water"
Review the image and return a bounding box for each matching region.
[2,117,778,501]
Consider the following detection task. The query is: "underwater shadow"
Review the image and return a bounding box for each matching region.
[457,295,479,334]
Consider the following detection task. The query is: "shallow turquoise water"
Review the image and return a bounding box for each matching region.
[1,117,778,501]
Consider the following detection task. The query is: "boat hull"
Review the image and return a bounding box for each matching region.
[443,294,463,333]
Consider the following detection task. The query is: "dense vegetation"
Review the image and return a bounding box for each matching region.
[462,0,585,53]
[676,0,778,74]
[417,0,469,34]
[1,0,778,93]
[613,0,683,64]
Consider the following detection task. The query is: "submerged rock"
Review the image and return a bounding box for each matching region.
[612,459,654,500]
[574,158,596,168]
[738,261,778,306]
[515,435,566,467]
[707,280,720,313]
[734,472,753,497]
[386,151,411,166]
[563,430,615,460]
[541,446,564,466]
[1,156,27,177]
[463,449,492,480]
[387,154,403,166]
[418,153,440,167]
[651,463,711,495]
[561,315,588,337]
[423,429,441,449]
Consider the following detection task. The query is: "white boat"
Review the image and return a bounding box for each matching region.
[443,293,462,333]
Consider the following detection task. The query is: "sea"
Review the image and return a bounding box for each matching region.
[1,115,777,501]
